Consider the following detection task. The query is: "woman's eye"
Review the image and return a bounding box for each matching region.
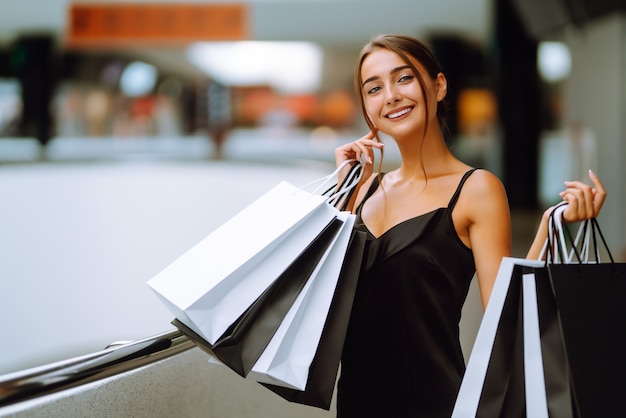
[398,75,414,83]
[367,86,381,95]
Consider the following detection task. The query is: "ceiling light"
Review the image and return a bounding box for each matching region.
[538,41,571,83]
[187,41,322,94]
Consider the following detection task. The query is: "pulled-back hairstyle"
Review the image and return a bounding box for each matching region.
[354,34,449,194]
[355,34,448,138]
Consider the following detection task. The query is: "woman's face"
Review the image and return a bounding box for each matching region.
[360,48,445,139]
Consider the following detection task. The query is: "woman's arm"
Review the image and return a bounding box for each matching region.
[468,170,605,309]
[464,171,513,309]
[526,170,606,260]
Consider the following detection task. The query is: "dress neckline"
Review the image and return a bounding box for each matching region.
[359,207,444,240]
[355,168,478,241]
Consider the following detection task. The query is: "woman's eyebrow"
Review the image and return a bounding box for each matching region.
[362,65,412,87]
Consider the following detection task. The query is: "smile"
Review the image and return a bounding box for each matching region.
[386,107,413,119]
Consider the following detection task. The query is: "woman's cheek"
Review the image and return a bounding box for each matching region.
[364,101,380,123]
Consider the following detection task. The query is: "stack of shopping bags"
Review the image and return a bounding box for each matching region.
[147,162,364,410]
[453,204,626,417]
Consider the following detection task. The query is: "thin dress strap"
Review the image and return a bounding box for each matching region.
[355,173,385,216]
[448,168,479,210]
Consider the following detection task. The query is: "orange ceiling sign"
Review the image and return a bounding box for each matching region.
[66,2,249,47]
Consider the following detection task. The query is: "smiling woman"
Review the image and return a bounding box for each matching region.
[332,34,606,418]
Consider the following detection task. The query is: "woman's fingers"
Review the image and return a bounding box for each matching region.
[352,131,382,165]
[563,182,593,217]
[588,169,607,216]
[334,131,383,167]
[333,132,382,200]
[560,170,607,221]
[560,185,590,221]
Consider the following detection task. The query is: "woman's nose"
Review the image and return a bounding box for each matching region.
[384,85,401,104]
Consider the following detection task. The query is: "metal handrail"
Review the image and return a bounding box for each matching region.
[0,329,194,408]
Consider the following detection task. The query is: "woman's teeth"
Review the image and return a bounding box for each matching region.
[388,108,411,119]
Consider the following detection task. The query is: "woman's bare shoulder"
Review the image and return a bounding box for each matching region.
[459,169,509,217]
[465,168,506,194]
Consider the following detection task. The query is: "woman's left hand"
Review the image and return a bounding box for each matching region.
[558,169,607,222]
[528,170,606,260]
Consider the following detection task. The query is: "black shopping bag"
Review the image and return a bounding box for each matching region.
[455,261,577,418]
[515,212,626,418]
[261,228,366,410]
[173,227,366,410]
[172,217,344,376]
[210,217,344,377]
[538,211,626,417]
[452,257,544,417]
[545,260,626,417]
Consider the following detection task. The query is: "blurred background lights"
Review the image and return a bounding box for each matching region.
[537,41,572,83]
[120,61,158,97]
[187,41,323,94]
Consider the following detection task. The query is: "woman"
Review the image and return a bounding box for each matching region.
[334,34,606,417]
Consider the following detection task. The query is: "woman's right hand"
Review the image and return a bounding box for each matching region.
[334,131,384,184]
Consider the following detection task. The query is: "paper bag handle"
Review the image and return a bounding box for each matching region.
[297,159,363,210]
[542,203,614,265]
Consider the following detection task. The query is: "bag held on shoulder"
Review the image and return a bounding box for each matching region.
[147,161,365,410]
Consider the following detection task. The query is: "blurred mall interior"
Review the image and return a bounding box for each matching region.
[0,0,625,416]
[0,1,622,207]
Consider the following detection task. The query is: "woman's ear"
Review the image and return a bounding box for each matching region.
[435,72,447,102]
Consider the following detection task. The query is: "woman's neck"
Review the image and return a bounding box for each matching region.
[392,129,457,180]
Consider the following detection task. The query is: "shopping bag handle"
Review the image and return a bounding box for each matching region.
[298,159,363,210]
[543,203,581,264]
[324,162,363,210]
[542,203,614,265]
[589,216,614,263]
[298,159,358,193]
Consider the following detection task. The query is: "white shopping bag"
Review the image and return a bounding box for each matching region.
[147,181,338,344]
[522,272,549,418]
[248,211,356,390]
[452,257,544,418]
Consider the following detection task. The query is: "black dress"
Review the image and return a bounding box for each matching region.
[337,169,478,418]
